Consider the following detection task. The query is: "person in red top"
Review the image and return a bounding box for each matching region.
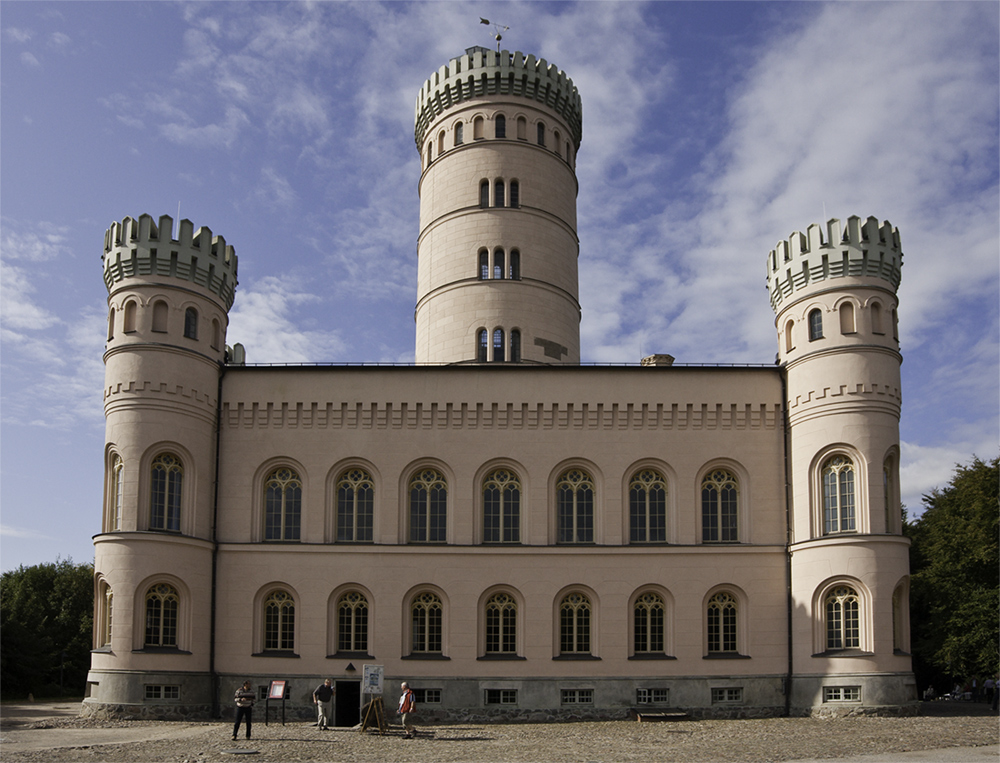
[397,682,416,739]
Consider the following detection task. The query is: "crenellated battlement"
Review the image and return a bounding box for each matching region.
[766,216,902,312]
[102,214,238,310]
[414,47,582,148]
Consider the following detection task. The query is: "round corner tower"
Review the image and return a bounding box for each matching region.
[413,46,583,364]
[89,213,237,715]
[767,215,914,710]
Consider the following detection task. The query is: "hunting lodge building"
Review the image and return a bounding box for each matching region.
[87,46,914,722]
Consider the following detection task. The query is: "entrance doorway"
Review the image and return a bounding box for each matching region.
[335,680,361,727]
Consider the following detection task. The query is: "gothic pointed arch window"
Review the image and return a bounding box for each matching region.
[557,468,595,544]
[492,328,505,362]
[483,468,520,543]
[411,591,443,654]
[337,591,369,653]
[494,113,506,139]
[150,453,182,532]
[183,307,198,339]
[409,469,447,543]
[824,585,860,650]
[701,469,738,543]
[706,591,738,654]
[629,469,667,543]
[484,592,518,655]
[110,454,124,531]
[808,308,823,341]
[336,468,374,542]
[263,589,295,652]
[478,329,489,362]
[633,591,665,654]
[559,592,591,655]
[144,583,178,648]
[822,456,856,534]
[264,467,302,541]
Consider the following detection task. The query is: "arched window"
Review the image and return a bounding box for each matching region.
[629,469,667,543]
[479,249,489,279]
[152,300,168,333]
[559,592,591,655]
[494,114,506,139]
[485,592,517,655]
[425,143,432,168]
[808,308,823,341]
[784,319,794,352]
[706,591,738,654]
[557,469,595,544]
[480,180,490,209]
[144,583,178,647]
[483,469,520,543]
[493,249,505,279]
[517,116,527,140]
[537,122,546,146]
[510,329,521,363]
[98,582,113,648]
[110,454,124,531]
[478,329,489,362]
[494,179,505,208]
[124,301,137,333]
[824,585,860,650]
[509,180,519,208]
[822,456,856,534]
[150,453,182,532]
[409,469,447,543]
[492,328,505,362]
[183,307,198,339]
[839,302,855,334]
[264,467,301,541]
[107,308,115,340]
[554,130,561,157]
[701,469,738,543]
[411,592,442,654]
[337,468,374,542]
[473,115,484,140]
[634,592,665,654]
[337,591,369,653]
[263,590,295,652]
[437,131,445,155]
[871,302,884,334]
[454,122,463,146]
[509,249,520,279]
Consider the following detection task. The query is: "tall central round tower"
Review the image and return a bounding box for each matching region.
[414,47,582,364]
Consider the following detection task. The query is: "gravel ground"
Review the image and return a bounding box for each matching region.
[1,703,997,763]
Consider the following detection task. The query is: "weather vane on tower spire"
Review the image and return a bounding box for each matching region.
[480,17,510,53]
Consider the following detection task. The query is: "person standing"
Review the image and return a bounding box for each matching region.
[313,678,336,729]
[233,680,255,741]
[397,681,416,739]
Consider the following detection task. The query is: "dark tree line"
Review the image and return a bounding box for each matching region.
[906,455,999,694]
[1,558,94,698]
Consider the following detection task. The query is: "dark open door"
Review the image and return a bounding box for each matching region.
[335,680,361,727]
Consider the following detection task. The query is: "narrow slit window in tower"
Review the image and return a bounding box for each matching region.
[479,250,489,280]
[493,328,505,362]
[183,307,198,340]
[493,249,505,280]
[478,329,489,362]
[510,329,521,362]
[509,250,520,280]
[510,181,519,208]
[537,122,546,146]
[480,180,490,209]
[494,180,505,208]
[495,114,506,138]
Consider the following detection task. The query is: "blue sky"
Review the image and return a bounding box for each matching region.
[1,1,997,572]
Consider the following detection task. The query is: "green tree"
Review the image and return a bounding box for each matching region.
[0,558,94,698]
[906,455,999,692]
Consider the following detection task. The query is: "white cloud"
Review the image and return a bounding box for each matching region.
[48,31,70,48]
[160,104,250,149]
[5,27,33,43]
[0,524,55,541]
[20,51,40,68]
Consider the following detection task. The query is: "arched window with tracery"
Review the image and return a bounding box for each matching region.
[150,453,182,532]
[701,469,738,543]
[557,469,595,544]
[822,456,856,535]
[824,585,860,650]
[706,591,738,654]
[484,592,517,655]
[559,592,591,655]
[144,583,178,648]
[337,591,369,653]
[483,469,520,543]
[337,468,374,542]
[634,592,665,654]
[264,467,302,541]
[264,590,295,652]
[411,592,442,654]
[409,469,447,543]
[629,469,667,543]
